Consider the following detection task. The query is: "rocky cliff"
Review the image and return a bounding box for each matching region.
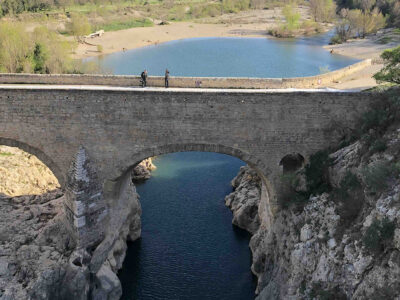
[0,151,148,300]
[226,106,400,299]
[131,158,156,181]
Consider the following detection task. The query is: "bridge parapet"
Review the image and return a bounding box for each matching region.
[0,59,370,89]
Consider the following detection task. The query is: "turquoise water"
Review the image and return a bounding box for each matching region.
[92,34,358,77]
[118,152,254,299]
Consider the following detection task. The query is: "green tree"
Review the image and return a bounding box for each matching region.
[374,46,400,84]
[282,4,301,30]
[32,43,48,73]
[0,22,32,72]
[32,26,75,73]
[68,13,91,43]
[310,0,336,22]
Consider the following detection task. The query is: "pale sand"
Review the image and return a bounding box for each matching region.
[73,8,312,59]
[74,21,270,59]
[325,31,400,89]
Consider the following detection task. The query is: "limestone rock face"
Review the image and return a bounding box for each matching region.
[0,191,73,299]
[227,126,400,299]
[225,166,261,234]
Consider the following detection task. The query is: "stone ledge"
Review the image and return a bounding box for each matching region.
[0,59,371,89]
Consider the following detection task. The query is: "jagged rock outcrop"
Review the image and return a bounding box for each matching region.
[227,124,400,299]
[0,148,144,300]
[225,166,261,234]
[132,158,156,181]
[0,190,74,299]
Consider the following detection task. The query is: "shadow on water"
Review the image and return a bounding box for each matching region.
[118,152,257,300]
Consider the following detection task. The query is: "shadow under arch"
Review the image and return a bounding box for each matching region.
[0,137,64,187]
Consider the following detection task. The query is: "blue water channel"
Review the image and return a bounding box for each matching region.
[118,152,253,299]
[91,34,358,78]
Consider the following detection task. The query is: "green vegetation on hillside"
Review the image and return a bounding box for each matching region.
[0,21,96,74]
[94,18,153,31]
[374,46,400,84]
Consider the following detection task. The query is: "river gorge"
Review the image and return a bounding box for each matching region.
[1,32,399,300]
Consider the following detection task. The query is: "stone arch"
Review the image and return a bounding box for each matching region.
[117,143,269,181]
[279,153,305,174]
[108,142,278,223]
[0,137,64,187]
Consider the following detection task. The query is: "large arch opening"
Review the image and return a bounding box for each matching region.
[108,145,274,300]
[0,142,68,297]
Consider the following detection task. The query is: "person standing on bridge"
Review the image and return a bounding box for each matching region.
[165,68,170,88]
[141,69,148,87]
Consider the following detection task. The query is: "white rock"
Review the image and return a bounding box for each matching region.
[394,228,400,250]
[300,224,313,242]
[327,238,337,249]
[0,258,9,276]
[354,256,373,275]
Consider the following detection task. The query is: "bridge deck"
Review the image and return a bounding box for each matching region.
[0,84,359,93]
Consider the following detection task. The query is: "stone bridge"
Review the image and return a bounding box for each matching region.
[0,85,377,267]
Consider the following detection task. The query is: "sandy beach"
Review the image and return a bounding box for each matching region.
[73,8,312,59]
[74,21,269,58]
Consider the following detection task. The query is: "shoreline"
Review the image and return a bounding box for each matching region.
[73,21,270,59]
[73,22,399,90]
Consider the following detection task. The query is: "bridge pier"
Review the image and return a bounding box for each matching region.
[64,146,108,250]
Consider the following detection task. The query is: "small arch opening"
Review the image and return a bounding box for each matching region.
[279,153,305,174]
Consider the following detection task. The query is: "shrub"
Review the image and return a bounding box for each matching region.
[369,139,387,153]
[309,0,336,23]
[282,4,301,31]
[356,91,400,138]
[32,43,48,74]
[309,282,347,300]
[305,150,332,195]
[279,150,332,209]
[362,161,400,193]
[67,13,91,42]
[333,171,363,222]
[374,46,400,85]
[0,22,32,73]
[278,173,308,209]
[330,34,341,44]
[363,217,395,253]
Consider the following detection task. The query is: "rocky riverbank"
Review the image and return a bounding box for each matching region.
[226,115,400,298]
[132,158,156,182]
[0,152,153,299]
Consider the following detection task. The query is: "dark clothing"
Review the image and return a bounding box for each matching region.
[141,71,147,87]
[165,69,169,88]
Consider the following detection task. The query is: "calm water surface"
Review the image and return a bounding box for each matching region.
[92,33,358,77]
[118,152,254,299]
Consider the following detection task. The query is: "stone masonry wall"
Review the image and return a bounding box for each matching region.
[0,86,378,223]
